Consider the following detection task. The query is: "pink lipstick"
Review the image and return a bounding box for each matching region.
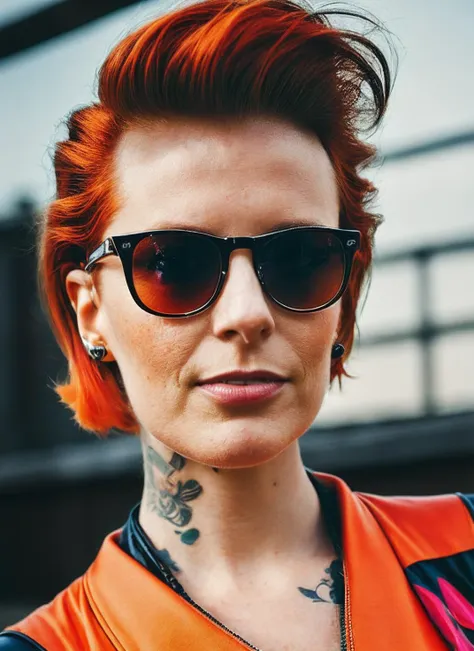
[196,370,288,406]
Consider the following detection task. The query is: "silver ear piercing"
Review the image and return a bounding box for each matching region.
[81,337,108,362]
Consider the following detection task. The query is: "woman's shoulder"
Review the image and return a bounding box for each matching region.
[358,490,473,569]
[314,471,473,533]
[358,490,474,528]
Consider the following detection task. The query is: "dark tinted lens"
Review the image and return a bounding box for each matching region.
[132,232,221,315]
[259,230,345,309]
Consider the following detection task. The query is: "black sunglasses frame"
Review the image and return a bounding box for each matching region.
[84,226,361,318]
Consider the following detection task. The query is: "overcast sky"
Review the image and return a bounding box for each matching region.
[1,0,473,423]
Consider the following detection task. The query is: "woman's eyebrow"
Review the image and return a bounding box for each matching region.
[265,219,327,233]
[146,221,213,234]
[146,218,328,235]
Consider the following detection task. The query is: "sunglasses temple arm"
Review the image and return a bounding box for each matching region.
[84,238,118,273]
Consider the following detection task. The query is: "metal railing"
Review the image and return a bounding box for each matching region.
[360,238,474,415]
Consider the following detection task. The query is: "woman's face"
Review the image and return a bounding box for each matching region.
[72,116,340,468]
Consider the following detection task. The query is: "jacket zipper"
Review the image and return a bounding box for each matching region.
[340,591,347,651]
[342,559,355,651]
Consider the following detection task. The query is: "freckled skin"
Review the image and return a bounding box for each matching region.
[68,116,340,469]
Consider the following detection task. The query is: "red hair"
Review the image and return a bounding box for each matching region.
[38,0,393,435]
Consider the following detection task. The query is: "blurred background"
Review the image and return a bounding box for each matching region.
[0,0,473,627]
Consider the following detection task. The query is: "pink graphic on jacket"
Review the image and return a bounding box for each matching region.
[414,579,474,650]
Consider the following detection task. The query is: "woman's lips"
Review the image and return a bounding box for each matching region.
[196,380,287,405]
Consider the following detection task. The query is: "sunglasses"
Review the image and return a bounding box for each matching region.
[84,226,361,318]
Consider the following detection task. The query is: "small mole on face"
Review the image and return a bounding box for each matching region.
[273,481,277,487]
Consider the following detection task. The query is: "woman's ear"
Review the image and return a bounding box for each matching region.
[65,268,116,362]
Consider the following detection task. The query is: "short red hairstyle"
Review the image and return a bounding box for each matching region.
[38,0,393,435]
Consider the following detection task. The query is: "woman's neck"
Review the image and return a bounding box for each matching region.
[138,434,334,589]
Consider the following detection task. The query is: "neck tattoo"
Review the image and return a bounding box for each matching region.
[145,446,203,546]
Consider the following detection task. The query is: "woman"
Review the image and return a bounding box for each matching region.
[1,0,473,649]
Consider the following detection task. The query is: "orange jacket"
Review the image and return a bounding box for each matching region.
[4,472,474,650]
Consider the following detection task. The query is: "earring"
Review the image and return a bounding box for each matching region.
[82,337,108,362]
[331,343,345,359]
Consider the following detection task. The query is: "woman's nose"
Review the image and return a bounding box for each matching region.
[210,250,276,345]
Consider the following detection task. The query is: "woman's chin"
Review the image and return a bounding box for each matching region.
[178,425,297,470]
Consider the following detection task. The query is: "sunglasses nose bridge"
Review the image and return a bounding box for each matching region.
[227,235,257,249]
[220,235,258,269]
[223,235,263,280]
